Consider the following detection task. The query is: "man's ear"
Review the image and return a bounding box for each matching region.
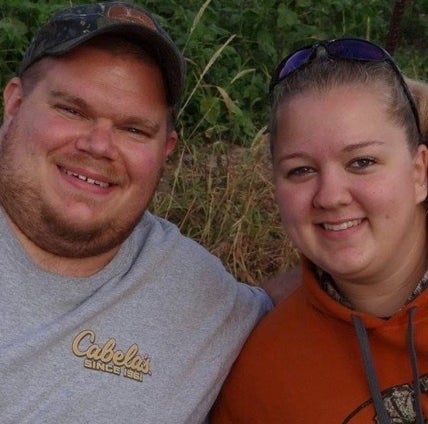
[3,77,24,123]
[165,130,178,157]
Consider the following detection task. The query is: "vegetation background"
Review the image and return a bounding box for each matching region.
[1,0,427,283]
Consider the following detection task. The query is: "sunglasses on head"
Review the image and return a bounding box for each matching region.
[269,38,420,135]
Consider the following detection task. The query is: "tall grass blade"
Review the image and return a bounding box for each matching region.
[178,34,236,119]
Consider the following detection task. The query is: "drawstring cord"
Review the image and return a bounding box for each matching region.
[352,314,392,424]
[352,309,424,424]
[407,307,424,424]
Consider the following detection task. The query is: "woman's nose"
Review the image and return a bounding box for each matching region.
[312,171,352,210]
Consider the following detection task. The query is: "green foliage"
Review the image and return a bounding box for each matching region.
[1,0,426,145]
[395,0,428,78]
[0,1,63,87]
[153,0,427,144]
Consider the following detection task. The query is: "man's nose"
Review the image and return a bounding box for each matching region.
[75,121,118,160]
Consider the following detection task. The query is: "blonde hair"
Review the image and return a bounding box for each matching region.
[269,60,421,155]
[407,78,428,144]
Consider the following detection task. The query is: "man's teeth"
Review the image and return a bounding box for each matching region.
[64,169,110,188]
[322,219,362,231]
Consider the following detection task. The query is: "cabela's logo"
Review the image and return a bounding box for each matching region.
[72,329,152,382]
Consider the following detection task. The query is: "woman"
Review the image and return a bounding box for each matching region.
[211,39,428,423]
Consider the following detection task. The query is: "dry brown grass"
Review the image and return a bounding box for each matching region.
[151,132,299,285]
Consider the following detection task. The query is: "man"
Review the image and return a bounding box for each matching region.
[0,3,272,423]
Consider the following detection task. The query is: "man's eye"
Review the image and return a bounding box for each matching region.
[126,127,144,135]
[56,105,82,117]
[122,127,153,140]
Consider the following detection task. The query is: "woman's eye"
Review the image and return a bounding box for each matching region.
[349,157,376,169]
[287,166,315,178]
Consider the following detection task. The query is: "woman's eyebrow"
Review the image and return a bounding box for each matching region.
[343,140,385,153]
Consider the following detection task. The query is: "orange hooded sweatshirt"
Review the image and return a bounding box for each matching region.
[211,261,428,423]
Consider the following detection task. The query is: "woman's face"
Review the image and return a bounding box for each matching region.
[273,84,428,286]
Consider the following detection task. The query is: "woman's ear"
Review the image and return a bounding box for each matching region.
[414,143,428,203]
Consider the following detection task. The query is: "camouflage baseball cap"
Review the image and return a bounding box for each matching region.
[19,2,185,108]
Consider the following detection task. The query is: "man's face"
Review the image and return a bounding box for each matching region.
[0,45,177,259]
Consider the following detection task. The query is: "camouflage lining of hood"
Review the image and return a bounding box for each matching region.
[312,263,428,314]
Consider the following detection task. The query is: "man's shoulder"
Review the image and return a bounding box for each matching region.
[137,212,272,313]
[137,212,231,275]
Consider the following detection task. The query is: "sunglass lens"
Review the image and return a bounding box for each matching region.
[329,39,386,61]
[278,47,313,80]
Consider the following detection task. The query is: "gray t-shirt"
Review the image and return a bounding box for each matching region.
[0,210,272,423]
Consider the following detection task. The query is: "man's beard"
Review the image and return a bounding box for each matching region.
[0,120,156,258]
